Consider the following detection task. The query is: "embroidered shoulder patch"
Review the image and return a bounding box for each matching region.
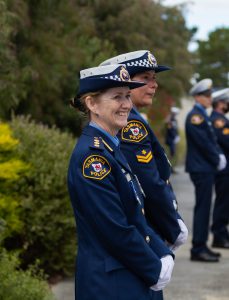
[136,149,153,163]
[121,120,148,142]
[83,155,111,180]
[223,128,229,135]
[214,119,225,129]
[190,114,204,125]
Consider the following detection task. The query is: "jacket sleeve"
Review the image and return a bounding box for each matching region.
[120,141,181,245]
[213,125,229,152]
[186,118,220,167]
[68,155,172,287]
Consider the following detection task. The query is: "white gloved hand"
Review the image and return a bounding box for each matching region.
[217,154,227,171]
[150,255,174,291]
[170,219,188,252]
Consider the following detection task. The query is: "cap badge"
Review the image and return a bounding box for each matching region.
[148,51,157,66]
[120,66,130,81]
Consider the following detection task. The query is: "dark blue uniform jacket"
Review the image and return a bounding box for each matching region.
[210,110,229,174]
[68,125,173,300]
[165,117,178,147]
[118,108,181,245]
[185,104,221,173]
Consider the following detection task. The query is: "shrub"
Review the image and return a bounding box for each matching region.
[7,116,77,276]
[0,122,29,241]
[0,248,55,300]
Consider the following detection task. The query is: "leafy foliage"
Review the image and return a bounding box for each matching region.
[195,28,229,86]
[1,0,194,134]
[7,116,76,276]
[0,122,29,241]
[0,248,54,300]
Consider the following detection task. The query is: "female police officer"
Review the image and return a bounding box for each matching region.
[67,64,175,300]
[100,51,188,251]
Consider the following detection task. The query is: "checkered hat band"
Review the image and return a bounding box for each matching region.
[102,75,122,81]
[127,59,157,68]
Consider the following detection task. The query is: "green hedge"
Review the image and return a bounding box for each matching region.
[6,116,77,276]
[0,249,55,300]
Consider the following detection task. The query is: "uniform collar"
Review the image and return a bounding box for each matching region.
[89,121,120,147]
[195,103,207,114]
[131,107,150,125]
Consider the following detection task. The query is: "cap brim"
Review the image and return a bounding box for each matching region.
[78,78,146,97]
[155,65,171,73]
[127,65,171,76]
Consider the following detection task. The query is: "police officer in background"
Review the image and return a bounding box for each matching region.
[210,88,229,249]
[68,64,175,300]
[185,79,227,262]
[165,107,180,169]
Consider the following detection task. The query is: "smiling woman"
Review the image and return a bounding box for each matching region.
[67,64,176,300]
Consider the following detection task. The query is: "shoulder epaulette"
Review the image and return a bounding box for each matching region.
[89,136,104,150]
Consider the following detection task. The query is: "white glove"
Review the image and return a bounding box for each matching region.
[150,255,174,291]
[174,136,180,144]
[170,219,188,252]
[217,154,227,171]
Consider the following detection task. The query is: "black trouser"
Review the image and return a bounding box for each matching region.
[211,174,229,241]
[189,172,215,253]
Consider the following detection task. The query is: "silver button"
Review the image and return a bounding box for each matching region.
[146,235,150,243]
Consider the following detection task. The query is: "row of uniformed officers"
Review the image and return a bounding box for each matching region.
[67,50,189,300]
[185,81,229,262]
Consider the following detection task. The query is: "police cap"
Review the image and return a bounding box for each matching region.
[189,78,213,96]
[77,64,145,97]
[212,88,229,103]
[100,50,171,77]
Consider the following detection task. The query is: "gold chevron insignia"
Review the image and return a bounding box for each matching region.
[136,150,153,163]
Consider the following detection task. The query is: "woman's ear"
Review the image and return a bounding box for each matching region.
[85,96,97,114]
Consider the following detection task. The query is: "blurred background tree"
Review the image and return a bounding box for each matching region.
[195,28,229,87]
[1,0,195,135]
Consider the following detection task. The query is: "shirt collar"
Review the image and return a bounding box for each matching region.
[89,121,120,147]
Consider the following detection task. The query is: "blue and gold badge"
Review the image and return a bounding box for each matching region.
[83,155,111,180]
[120,66,130,81]
[136,149,153,163]
[214,119,225,129]
[190,114,204,125]
[148,51,157,66]
[121,120,148,142]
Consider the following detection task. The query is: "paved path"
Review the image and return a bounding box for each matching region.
[52,167,229,300]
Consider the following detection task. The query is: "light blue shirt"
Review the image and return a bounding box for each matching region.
[195,103,209,118]
[89,121,120,147]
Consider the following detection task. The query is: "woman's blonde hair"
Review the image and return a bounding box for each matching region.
[70,91,103,114]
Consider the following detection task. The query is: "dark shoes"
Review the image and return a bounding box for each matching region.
[212,238,229,249]
[190,248,220,262]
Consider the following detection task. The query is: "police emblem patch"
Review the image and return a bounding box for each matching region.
[83,155,111,180]
[190,114,204,125]
[223,128,229,135]
[136,149,153,163]
[121,120,148,142]
[120,66,130,82]
[214,119,225,129]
